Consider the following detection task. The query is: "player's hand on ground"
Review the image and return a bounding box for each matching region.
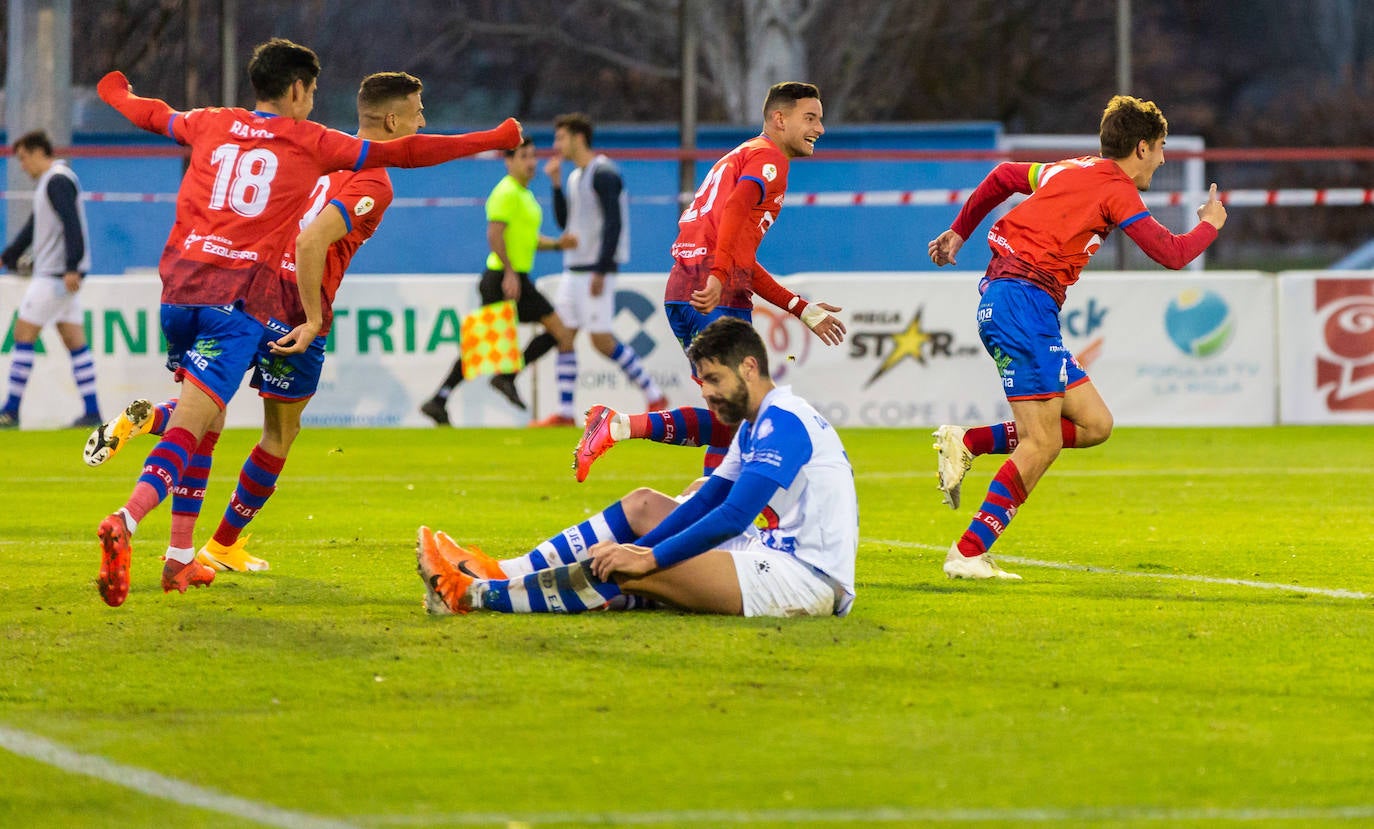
[589,541,657,580]
[691,275,723,313]
[801,301,846,345]
[927,229,964,266]
[590,273,605,297]
[1198,183,1227,230]
[502,268,521,301]
[269,321,321,356]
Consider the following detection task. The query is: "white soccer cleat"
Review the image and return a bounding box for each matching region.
[943,543,1021,580]
[84,399,155,467]
[932,424,974,510]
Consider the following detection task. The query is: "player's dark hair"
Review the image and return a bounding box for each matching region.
[357,71,422,110]
[762,82,820,119]
[553,112,594,146]
[248,38,321,102]
[687,317,771,379]
[1099,95,1168,158]
[12,130,53,156]
[504,136,535,158]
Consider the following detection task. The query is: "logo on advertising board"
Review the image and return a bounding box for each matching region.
[613,289,660,358]
[1062,296,1109,370]
[1315,279,1374,411]
[1164,289,1234,358]
[848,308,980,388]
[750,306,813,382]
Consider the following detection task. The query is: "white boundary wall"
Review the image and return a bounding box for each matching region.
[2,269,1370,429]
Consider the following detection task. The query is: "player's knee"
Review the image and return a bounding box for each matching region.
[1079,411,1114,447]
[621,487,671,534]
[591,334,616,355]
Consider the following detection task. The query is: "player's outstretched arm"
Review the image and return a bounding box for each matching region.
[1122,184,1225,271]
[97,71,180,137]
[751,264,847,345]
[362,118,523,169]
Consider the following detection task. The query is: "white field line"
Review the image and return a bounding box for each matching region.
[358,803,1374,825]
[868,538,1372,600]
[5,722,1372,828]
[0,725,358,829]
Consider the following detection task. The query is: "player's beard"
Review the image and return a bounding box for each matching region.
[705,373,750,426]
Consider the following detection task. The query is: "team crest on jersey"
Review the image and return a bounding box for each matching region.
[354,197,376,216]
[755,417,774,440]
[762,163,777,182]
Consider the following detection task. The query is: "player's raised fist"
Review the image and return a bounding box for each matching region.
[97,71,132,103]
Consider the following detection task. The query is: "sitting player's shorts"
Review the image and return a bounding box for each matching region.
[161,303,269,408]
[664,301,753,356]
[720,533,843,617]
[478,268,555,323]
[16,273,84,327]
[249,317,328,401]
[976,277,1089,402]
[553,270,617,333]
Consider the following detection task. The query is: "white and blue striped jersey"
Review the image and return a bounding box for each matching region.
[714,385,858,611]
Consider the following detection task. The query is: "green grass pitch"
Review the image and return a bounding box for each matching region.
[2,424,1373,828]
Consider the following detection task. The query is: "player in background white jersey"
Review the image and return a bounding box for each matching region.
[416,316,858,618]
[531,112,667,426]
[0,130,100,429]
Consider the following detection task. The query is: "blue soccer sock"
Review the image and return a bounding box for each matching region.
[610,341,663,400]
[169,430,219,550]
[68,344,100,416]
[476,561,622,613]
[498,501,636,578]
[3,342,35,414]
[956,459,1028,557]
[629,406,735,447]
[555,350,577,418]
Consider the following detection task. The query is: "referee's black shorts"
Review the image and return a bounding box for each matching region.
[477,268,556,323]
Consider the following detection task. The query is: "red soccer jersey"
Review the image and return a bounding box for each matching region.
[277,168,393,335]
[664,135,790,309]
[158,107,371,322]
[982,156,1149,304]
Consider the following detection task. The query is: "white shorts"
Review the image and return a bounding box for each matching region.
[554,271,617,333]
[721,534,840,618]
[18,274,83,327]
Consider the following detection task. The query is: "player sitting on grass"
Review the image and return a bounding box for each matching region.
[416,316,857,617]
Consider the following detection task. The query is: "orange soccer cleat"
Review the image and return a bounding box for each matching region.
[434,530,505,580]
[573,404,619,483]
[96,511,134,607]
[416,526,475,615]
[161,557,216,593]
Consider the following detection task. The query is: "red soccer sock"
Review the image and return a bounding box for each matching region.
[956,458,1028,557]
[1060,417,1078,449]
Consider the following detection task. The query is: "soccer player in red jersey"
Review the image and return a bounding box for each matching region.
[572,82,846,482]
[91,39,521,606]
[926,95,1228,579]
